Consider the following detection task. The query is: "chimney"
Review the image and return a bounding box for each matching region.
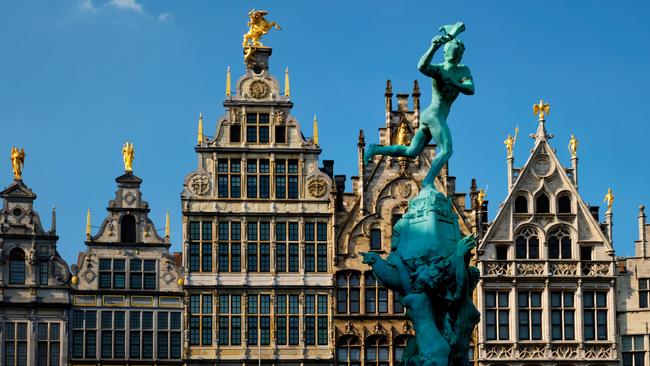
[322,160,334,179]
[589,206,600,222]
[334,175,346,210]
[396,94,409,112]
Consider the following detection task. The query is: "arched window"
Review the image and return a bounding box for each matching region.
[515,227,539,259]
[548,227,572,259]
[336,272,360,314]
[515,196,528,213]
[365,272,388,314]
[558,195,571,213]
[536,194,550,213]
[120,214,136,243]
[336,336,361,366]
[9,248,25,284]
[365,335,389,366]
[394,335,413,364]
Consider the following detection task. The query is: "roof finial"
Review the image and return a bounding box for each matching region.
[226,66,231,97]
[533,99,550,121]
[85,208,91,240]
[122,142,134,173]
[285,67,290,97]
[10,147,25,181]
[165,210,170,241]
[313,114,319,145]
[197,113,203,145]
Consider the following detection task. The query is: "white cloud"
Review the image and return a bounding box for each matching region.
[158,12,172,22]
[109,0,144,13]
[79,0,98,13]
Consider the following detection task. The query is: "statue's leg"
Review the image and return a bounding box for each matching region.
[422,118,452,187]
[364,127,431,164]
[403,292,450,366]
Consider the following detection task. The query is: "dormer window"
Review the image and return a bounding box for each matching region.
[515,227,539,259]
[9,248,25,284]
[246,113,270,143]
[121,214,136,243]
[536,193,550,213]
[514,196,528,213]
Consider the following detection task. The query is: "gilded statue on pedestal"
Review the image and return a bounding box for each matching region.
[243,10,281,62]
[10,147,25,180]
[122,142,134,173]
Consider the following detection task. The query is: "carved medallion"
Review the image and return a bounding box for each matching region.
[249,80,269,99]
[189,174,210,196]
[533,156,551,176]
[123,191,136,205]
[308,176,328,198]
[396,182,412,198]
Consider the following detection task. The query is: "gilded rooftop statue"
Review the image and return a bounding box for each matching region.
[364,22,475,189]
[10,147,25,180]
[243,9,281,61]
[122,142,134,173]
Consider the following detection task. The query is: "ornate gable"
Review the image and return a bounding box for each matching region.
[479,109,613,259]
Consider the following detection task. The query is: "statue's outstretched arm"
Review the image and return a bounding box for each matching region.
[417,37,444,78]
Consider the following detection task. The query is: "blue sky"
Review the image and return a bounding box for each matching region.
[1,0,649,264]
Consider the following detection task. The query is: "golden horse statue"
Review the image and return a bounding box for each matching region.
[243,10,281,61]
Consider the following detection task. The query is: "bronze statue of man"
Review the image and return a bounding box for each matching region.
[364,22,474,188]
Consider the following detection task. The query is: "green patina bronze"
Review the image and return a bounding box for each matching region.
[364,21,474,189]
[361,22,479,366]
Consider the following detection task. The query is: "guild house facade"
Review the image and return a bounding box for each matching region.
[1,13,650,366]
[68,158,185,366]
[180,44,336,365]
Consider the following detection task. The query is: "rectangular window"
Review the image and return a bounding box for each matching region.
[276,294,300,345]
[230,124,241,143]
[246,159,270,199]
[304,222,328,273]
[622,335,646,366]
[518,291,542,340]
[247,294,270,345]
[275,125,286,143]
[5,322,28,366]
[639,279,649,308]
[217,158,241,198]
[189,293,213,346]
[188,221,212,273]
[157,311,182,359]
[99,259,125,289]
[246,113,270,143]
[551,291,575,340]
[39,262,49,286]
[36,322,61,366]
[247,221,270,273]
[276,222,299,272]
[71,310,96,359]
[217,294,241,346]
[304,294,329,346]
[370,228,382,250]
[583,290,608,341]
[275,159,299,199]
[495,245,508,260]
[129,259,156,290]
[485,291,509,340]
[218,221,241,272]
[393,291,405,314]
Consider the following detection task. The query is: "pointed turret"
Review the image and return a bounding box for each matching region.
[313,115,319,145]
[85,208,91,240]
[197,112,203,145]
[165,210,171,242]
[51,206,56,234]
[226,66,231,97]
[285,67,290,97]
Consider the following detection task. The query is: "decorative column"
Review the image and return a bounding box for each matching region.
[575,280,583,345]
[242,217,248,273]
